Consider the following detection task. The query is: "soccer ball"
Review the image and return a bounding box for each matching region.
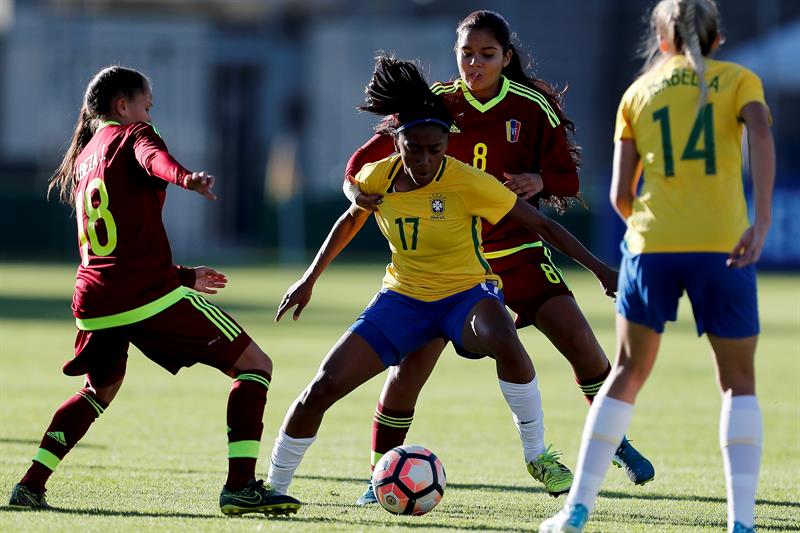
[371,444,446,515]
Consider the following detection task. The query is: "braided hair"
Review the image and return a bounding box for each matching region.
[360,55,453,136]
[640,0,721,109]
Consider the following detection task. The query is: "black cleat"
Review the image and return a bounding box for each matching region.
[9,483,51,510]
[219,479,301,516]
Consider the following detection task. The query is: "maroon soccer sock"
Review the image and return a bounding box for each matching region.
[370,402,414,471]
[225,370,270,490]
[577,363,612,404]
[20,388,108,492]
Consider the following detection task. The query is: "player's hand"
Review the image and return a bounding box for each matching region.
[594,263,619,301]
[503,172,544,200]
[727,224,768,268]
[346,175,382,211]
[184,171,217,200]
[275,278,314,322]
[192,266,228,294]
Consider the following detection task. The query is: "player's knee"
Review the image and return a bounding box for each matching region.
[299,372,342,412]
[233,342,273,375]
[86,381,122,405]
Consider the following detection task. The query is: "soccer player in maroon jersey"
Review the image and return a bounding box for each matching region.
[7,66,300,516]
[344,11,655,504]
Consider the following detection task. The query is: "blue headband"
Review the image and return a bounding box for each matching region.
[395,117,451,133]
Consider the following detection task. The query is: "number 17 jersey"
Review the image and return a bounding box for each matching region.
[355,155,518,302]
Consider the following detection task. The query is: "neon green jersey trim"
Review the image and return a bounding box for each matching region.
[33,448,61,471]
[75,286,189,331]
[483,241,543,260]
[228,440,261,459]
[460,76,510,113]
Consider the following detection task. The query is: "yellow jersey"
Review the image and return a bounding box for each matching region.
[614,55,769,253]
[355,155,517,301]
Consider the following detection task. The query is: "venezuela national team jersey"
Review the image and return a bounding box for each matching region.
[71,121,192,330]
[614,55,769,254]
[355,154,517,302]
[433,76,578,254]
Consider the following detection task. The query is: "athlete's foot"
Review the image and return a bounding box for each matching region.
[612,436,655,485]
[539,503,588,533]
[527,445,573,496]
[8,483,51,510]
[731,522,756,533]
[219,479,301,516]
[355,481,378,506]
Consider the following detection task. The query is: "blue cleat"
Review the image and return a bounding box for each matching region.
[355,481,378,506]
[732,522,756,533]
[539,503,589,533]
[612,436,655,485]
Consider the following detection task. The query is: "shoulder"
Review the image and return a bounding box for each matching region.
[505,79,561,127]
[430,79,460,96]
[356,154,401,193]
[710,59,762,83]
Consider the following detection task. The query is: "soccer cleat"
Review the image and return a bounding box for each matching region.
[219,479,301,516]
[8,483,51,510]
[527,445,573,496]
[612,436,655,485]
[731,522,756,533]
[355,481,378,506]
[538,503,589,533]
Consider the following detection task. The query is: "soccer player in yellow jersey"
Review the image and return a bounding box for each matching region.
[541,1,775,532]
[265,55,618,502]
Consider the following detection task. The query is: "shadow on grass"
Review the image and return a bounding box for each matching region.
[0,506,534,531]
[0,438,106,450]
[600,489,800,510]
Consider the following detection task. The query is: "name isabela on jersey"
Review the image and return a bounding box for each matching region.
[429,193,446,220]
[647,68,720,98]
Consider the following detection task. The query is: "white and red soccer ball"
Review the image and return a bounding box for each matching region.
[371,444,446,515]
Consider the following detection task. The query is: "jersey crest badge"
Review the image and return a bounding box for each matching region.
[506,119,522,143]
[429,193,446,219]
[449,123,461,134]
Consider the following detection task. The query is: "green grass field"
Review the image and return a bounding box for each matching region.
[1,262,798,532]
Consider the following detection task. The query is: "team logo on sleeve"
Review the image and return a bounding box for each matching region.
[506,119,522,143]
[429,194,446,219]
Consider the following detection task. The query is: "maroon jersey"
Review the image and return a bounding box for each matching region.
[72,121,191,322]
[346,76,579,254]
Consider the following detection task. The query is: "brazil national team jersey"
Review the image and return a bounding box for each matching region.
[355,155,517,302]
[614,55,769,254]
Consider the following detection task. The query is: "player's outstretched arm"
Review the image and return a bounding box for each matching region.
[275,205,371,322]
[506,198,618,298]
[183,171,217,200]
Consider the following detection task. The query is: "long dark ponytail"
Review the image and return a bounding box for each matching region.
[49,66,150,204]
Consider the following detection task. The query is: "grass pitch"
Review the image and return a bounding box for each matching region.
[0,262,798,532]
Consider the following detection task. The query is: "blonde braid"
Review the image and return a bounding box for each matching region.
[677,0,708,109]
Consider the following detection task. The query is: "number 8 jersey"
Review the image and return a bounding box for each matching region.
[72,121,192,328]
[614,55,769,254]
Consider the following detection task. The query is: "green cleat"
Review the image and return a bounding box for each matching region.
[8,483,51,510]
[527,445,573,496]
[219,479,301,516]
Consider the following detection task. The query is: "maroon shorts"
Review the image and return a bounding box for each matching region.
[488,245,574,329]
[64,293,252,387]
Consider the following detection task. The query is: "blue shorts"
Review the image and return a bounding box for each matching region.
[348,283,504,366]
[617,245,759,338]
